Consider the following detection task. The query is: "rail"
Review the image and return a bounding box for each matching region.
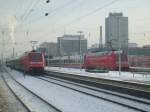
[35,74,150,112]
[2,70,62,112]
[44,71,150,100]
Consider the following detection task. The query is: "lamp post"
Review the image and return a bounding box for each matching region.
[117,17,121,76]
[59,38,61,69]
[47,44,50,66]
[77,31,83,71]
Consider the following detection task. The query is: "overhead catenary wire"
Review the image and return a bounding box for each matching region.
[47,0,75,14]
[22,0,41,23]
[16,0,84,43]
[21,0,78,27]
[52,0,87,26]
[20,0,36,21]
[63,0,121,27]
[38,0,121,39]
[19,0,41,26]
[18,0,121,44]
[14,0,25,18]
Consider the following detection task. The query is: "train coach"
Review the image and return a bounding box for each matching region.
[47,50,129,70]
[47,55,83,68]
[7,51,45,73]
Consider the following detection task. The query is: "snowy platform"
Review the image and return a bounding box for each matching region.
[45,67,150,84]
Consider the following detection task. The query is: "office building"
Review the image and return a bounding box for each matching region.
[38,42,58,56]
[105,12,128,50]
[57,34,87,56]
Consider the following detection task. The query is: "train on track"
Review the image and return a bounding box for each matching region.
[128,55,150,68]
[47,50,129,70]
[6,51,45,73]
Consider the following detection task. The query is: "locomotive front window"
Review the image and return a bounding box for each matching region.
[29,53,43,62]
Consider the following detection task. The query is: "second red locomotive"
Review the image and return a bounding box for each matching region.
[83,51,129,70]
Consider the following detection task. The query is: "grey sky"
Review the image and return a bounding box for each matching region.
[0,0,150,57]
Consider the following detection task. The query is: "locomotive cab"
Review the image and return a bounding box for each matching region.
[28,52,45,73]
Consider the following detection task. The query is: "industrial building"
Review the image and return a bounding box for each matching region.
[38,42,58,57]
[57,34,87,56]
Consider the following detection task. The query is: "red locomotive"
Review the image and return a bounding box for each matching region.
[7,51,45,73]
[48,50,129,70]
[83,51,129,70]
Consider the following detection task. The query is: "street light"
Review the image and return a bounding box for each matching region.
[107,24,122,76]
[117,17,121,76]
[59,38,62,69]
[77,31,83,71]
[47,44,50,66]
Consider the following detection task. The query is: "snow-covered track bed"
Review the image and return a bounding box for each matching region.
[45,71,150,100]
[2,72,61,112]
[4,68,150,112]
[37,75,150,112]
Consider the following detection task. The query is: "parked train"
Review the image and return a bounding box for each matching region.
[47,50,129,70]
[6,51,45,73]
[128,55,150,68]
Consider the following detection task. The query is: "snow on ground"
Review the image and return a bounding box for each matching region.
[7,68,139,112]
[39,76,150,111]
[45,67,150,83]
[2,72,57,112]
[0,73,28,112]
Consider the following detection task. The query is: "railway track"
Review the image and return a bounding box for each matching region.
[44,71,150,99]
[35,74,150,112]
[3,67,150,112]
[2,71,62,112]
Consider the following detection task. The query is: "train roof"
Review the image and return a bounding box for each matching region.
[86,51,112,56]
[22,51,42,56]
[86,50,123,56]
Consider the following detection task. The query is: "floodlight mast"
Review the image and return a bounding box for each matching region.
[77,31,83,71]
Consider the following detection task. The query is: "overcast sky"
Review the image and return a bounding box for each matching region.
[0,0,150,57]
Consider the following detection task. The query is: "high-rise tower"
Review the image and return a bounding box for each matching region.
[105,12,128,50]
